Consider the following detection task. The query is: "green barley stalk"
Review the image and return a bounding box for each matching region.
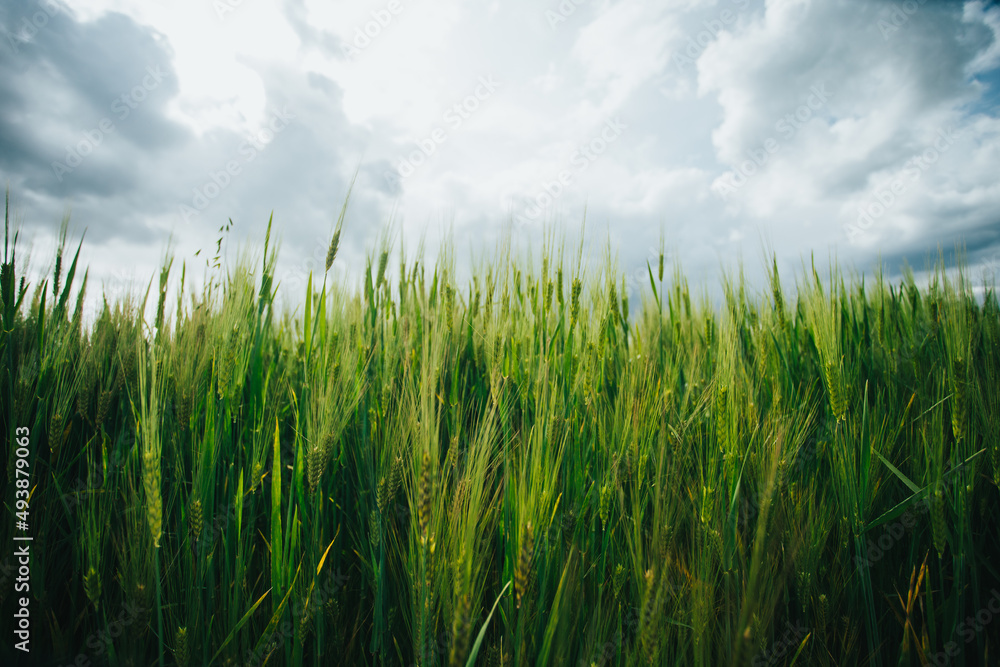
[4,198,1000,666]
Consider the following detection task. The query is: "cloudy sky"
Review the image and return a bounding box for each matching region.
[2,0,999,317]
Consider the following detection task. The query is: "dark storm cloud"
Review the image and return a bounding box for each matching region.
[0,0,385,271]
[0,2,186,167]
[693,0,1000,287]
[1,0,998,313]
[0,0,191,242]
[161,57,386,296]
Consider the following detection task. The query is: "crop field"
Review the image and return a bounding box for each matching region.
[1,194,999,667]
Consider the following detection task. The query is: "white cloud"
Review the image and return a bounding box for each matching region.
[2,0,1000,313]
[693,0,1000,260]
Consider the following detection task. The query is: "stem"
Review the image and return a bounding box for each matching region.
[156,545,164,667]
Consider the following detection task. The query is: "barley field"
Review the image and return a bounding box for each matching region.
[2,193,999,667]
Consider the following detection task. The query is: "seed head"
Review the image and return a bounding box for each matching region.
[570,278,582,326]
[639,568,659,664]
[308,444,325,496]
[299,596,315,645]
[556,267,564,307]
[143,447,162,548]
[174,627,189,667]
[613,564,626,599]
[251,461,263,493]
[418,449,432,540]
[599,483,612,529]
[951,357,967,441]
[444,284,455,334]
[369,509,381,551]
[449,591,472,667]
[96,389,113,427]
[50,412,65,457]
[176,389,191,431]
[515,522,534,609]
[386,456,402,508]
[325,229,341,273]
[83,566,101,610]
[189,497,203,543]
[376,250,389,287]
[823,360,847,422]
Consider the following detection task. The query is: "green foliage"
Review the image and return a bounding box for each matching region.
[1,203,999,666]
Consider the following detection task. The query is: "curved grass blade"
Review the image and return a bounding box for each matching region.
[466,581,510,667]
[208,588,271,666]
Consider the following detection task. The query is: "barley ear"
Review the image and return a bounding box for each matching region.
[823,360,848,422]
[173,626,189,667]
[418,449,432,541]
[307,443,324,496]
[950,357,966,441]
[515,522,534,609]
[570,278,582,327]
[639,568,658,664]
[449,591,472,667]
[143,444,162,549]
[83,566,101,611]
[189,496,203,543]
[325,229,341,274]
